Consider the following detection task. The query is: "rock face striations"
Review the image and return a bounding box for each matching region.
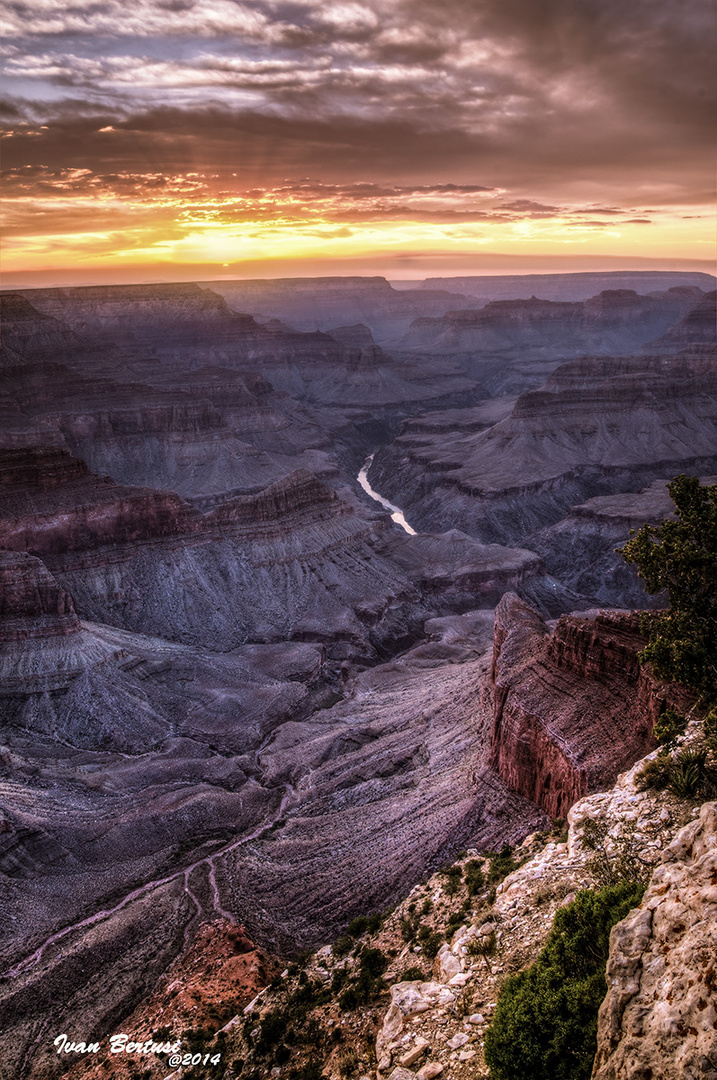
[0,273,713,1079]
[395,289,710,395]
[0,549,80,641]
[0,446,201,556]
[2,288,483,502]
[369,349,717,610]
[487,594,664,818]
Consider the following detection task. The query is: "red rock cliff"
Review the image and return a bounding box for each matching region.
[488,593,661,818]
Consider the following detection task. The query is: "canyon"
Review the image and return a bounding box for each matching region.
[0,273,714,1079]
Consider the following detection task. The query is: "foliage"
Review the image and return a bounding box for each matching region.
[580,817,652,888]
[620,474,717,699]
[636,746,717,799]
[400,916,416,942]
[441,863,463,894]
[464,858,485,896]
[704,706,717,751]
[360,947,388,978]
[467,929,498,969]
[487,844,520,884]
[635,751,672,791]
[652,707,688,747]
[337,1047,359,1077]
[338,947,388,1009]
[417,923,443,958]
[668,747,717,798]
[289,1063,323,1080]
[255,1012,287,1054]
[484,882,645,1080]
[332,935,354,958]
[348,913,383,937]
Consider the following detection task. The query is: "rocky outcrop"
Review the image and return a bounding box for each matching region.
[17,283,246,349]
[592,802,717,1080]
[0,446,548,653]
[4,272,714,1080]
[0,293,93,364]
[208,468,344,531]
[6,288,485,506]
[532,479,679,608]
[0,550,79,641]
[0,611,548,1080]
[49,921,278,1080]
[378,530,543,608]
[488,594,656,817]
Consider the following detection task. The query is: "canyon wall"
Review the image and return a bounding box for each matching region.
[487,593,676,818]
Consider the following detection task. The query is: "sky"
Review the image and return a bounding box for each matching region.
[1,0,715,284]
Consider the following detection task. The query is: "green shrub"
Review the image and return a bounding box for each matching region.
[704,707,717,750]
[360,947,388,978]
[333,934,354,957]
[637,747,717,798]
[338,985,359,1011]
[620,475,717,698]
[337,1047,359,1077]
[447,909,464,931]
[636,752,672,791]
[488,844,519,884]
[256,1012,287,1054]
[652,708,687,746]
[274,1043,291,1065]
[400,916,417,942]
[464,858,485,896]
[290,1062,323,1080]
[441,864,463,894]
[338,947,389,1010]
[484,881,645,1080]
[417,925,443,958]
[668,747,717,798]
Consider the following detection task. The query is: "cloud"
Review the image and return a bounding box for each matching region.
[1,0,712,272]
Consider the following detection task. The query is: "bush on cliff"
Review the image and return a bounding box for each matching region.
[484,881,645,1080]
[620,474,717,701]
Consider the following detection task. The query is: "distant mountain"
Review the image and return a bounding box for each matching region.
[417,270,715,302]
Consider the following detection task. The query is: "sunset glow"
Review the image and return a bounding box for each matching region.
[1,0,714,284]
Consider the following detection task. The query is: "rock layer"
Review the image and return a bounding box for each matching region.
[593,802,717,1080]
[369,351,717,550]
[488,594,657,817]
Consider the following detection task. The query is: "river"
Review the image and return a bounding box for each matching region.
[357,454,416,535]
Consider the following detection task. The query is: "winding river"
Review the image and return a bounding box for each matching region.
[357,454,416,536]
